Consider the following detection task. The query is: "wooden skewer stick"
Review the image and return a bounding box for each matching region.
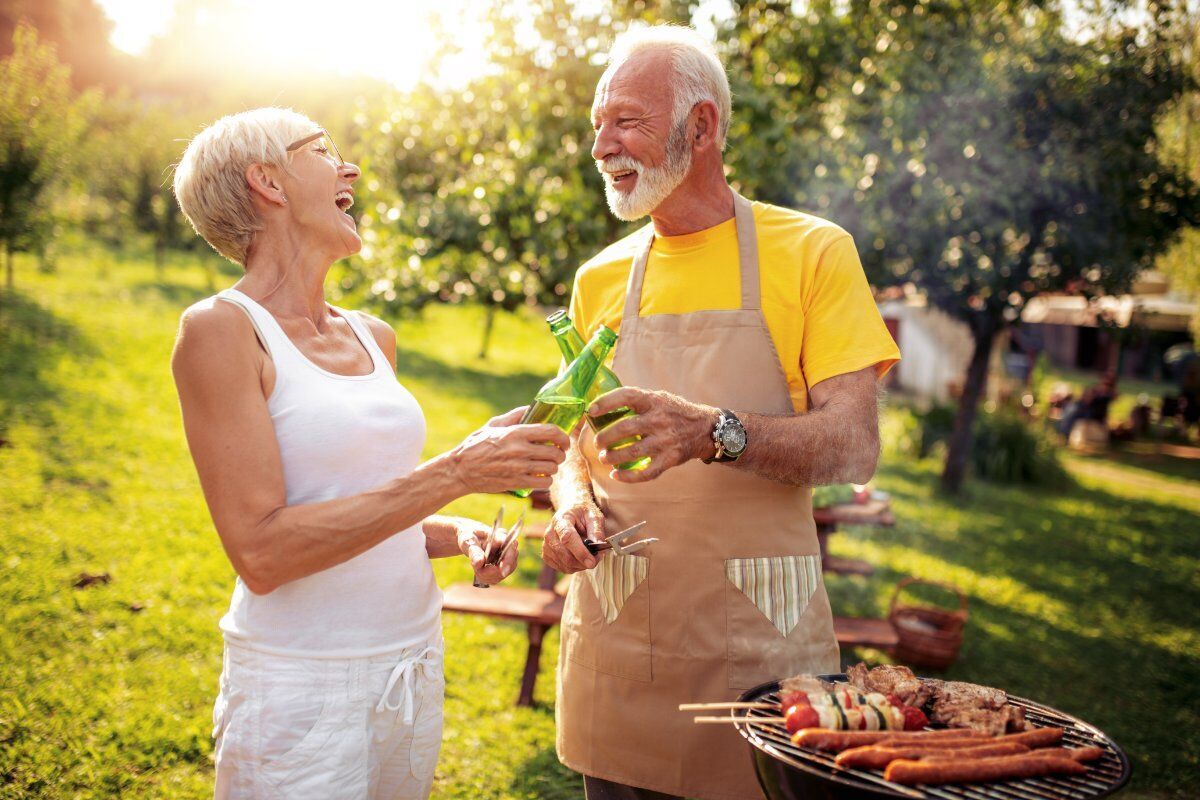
[693,716,787,725]
[679,702,777,711]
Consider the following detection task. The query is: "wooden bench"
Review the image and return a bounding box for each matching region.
[442,492,900,706]
[441,568,563,707]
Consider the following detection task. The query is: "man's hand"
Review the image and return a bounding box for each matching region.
[589,387,717,483]
[542,501,604,573]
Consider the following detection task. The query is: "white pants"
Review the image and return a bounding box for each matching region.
[212,638,444,800]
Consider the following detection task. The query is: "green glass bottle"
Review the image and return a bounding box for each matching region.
[547,310,650,472]
[509,325,618,498]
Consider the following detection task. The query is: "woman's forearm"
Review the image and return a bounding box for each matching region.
[236,453,465,594]
[423,514,471,559]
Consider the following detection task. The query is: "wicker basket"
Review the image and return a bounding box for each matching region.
[887,577,968,670]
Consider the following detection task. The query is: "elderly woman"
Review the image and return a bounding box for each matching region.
[170,107,568,799]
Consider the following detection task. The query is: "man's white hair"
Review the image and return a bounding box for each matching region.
[607,24,731,150]
[173,107,317,266]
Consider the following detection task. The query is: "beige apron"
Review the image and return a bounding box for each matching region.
[556,193,841,799]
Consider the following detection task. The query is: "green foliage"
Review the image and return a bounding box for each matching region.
[1155,6,1200,345]
[889,401,1066,486]
[0,22,95,283]
[76,95,199,263]
[348,1,633,327]
[723,0,1199,489]
[971,409,1069,486]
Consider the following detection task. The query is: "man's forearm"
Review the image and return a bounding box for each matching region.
[551,434,597,510]
[733,392,880,488]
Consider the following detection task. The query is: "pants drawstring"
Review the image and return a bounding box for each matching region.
[376,645,440,726]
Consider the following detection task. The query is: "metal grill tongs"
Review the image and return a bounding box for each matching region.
[472,507,525,588]
[583,521,658,556]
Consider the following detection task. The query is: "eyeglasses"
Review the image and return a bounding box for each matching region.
[286,129,344,166]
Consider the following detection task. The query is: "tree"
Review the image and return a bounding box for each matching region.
[0,23,93,290]
[724,1,1199,492]
[80,96,199,273]
[1156,4,1200,345]
[351,0,641,357]
[0,0,134,90]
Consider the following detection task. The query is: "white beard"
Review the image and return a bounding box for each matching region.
[599,121,692,221]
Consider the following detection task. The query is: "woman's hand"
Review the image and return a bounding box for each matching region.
[457,519,520,585]
[446,407,571,494]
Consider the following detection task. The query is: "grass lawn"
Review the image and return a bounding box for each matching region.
[1,247,1197,798]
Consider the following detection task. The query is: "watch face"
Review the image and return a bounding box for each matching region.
[720,420,747,454]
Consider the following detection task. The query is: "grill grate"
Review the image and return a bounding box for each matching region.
[735,680,1131,800]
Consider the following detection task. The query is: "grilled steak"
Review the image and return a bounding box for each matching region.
[845,663,936,708]
[844,664,1029,734]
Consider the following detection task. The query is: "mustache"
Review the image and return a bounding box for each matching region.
[597,156,643,175]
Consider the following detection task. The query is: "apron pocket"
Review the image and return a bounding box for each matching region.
[724,554,836,689]
[562,552,652,682]
[725,555,820,637]
[584,551,649,623]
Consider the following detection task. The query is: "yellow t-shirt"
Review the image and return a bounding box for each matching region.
[568,201,900,413]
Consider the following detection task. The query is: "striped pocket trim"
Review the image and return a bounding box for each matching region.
[725,555,821,637]
[585,552,649,624]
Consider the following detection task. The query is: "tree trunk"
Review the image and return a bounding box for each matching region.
[479,304,497,360]
[154,236,165,278]
[4,242,12,292]
[941,318,1000,493]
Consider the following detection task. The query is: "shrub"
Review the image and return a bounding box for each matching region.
[971,410,1069,486]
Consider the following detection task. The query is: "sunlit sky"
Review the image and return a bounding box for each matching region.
[95,0,731,90]
[94,0,1161,91]
[95,0,504,89]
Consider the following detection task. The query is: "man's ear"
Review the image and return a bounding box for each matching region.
[690,99,721,152]
[246,163,287,207]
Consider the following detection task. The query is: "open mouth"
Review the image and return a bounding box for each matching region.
[335,190,354,213]
[608,169,637,186]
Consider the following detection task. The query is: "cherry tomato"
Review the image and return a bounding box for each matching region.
[779,691,809,712]
[901,706,929,731]
[785,704,821,734]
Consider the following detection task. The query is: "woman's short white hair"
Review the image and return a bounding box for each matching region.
[173,107,317,266]
[607,24,731,150]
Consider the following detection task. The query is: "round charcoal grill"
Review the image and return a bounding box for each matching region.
[733,675,1131,800]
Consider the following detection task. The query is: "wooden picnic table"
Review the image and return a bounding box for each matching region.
[813,498,894,577]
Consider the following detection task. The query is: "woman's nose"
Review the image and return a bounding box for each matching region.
[340,162,361,182]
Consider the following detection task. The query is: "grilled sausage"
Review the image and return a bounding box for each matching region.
[884,755,1087,785]
[835,742,1030,770]
[877,736,990,750]
[1012,746,1104,762]
[792,728,988,752]
[996,727,1065,748]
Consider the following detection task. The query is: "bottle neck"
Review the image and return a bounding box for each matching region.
[552,324,586,362]
[566,331,615,396]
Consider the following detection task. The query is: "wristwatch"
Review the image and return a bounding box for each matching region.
[704,409,747,464]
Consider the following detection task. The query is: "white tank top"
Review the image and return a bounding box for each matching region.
[212,288,441,657]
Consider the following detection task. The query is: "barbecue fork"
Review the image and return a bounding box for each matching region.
[583,521,658,556]
[473,507,525,588]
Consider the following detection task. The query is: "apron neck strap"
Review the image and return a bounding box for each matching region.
[619,190,760,329]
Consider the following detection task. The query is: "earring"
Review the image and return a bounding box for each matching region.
[280,194,287,205]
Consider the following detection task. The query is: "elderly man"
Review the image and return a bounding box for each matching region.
[543,25,901,800]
